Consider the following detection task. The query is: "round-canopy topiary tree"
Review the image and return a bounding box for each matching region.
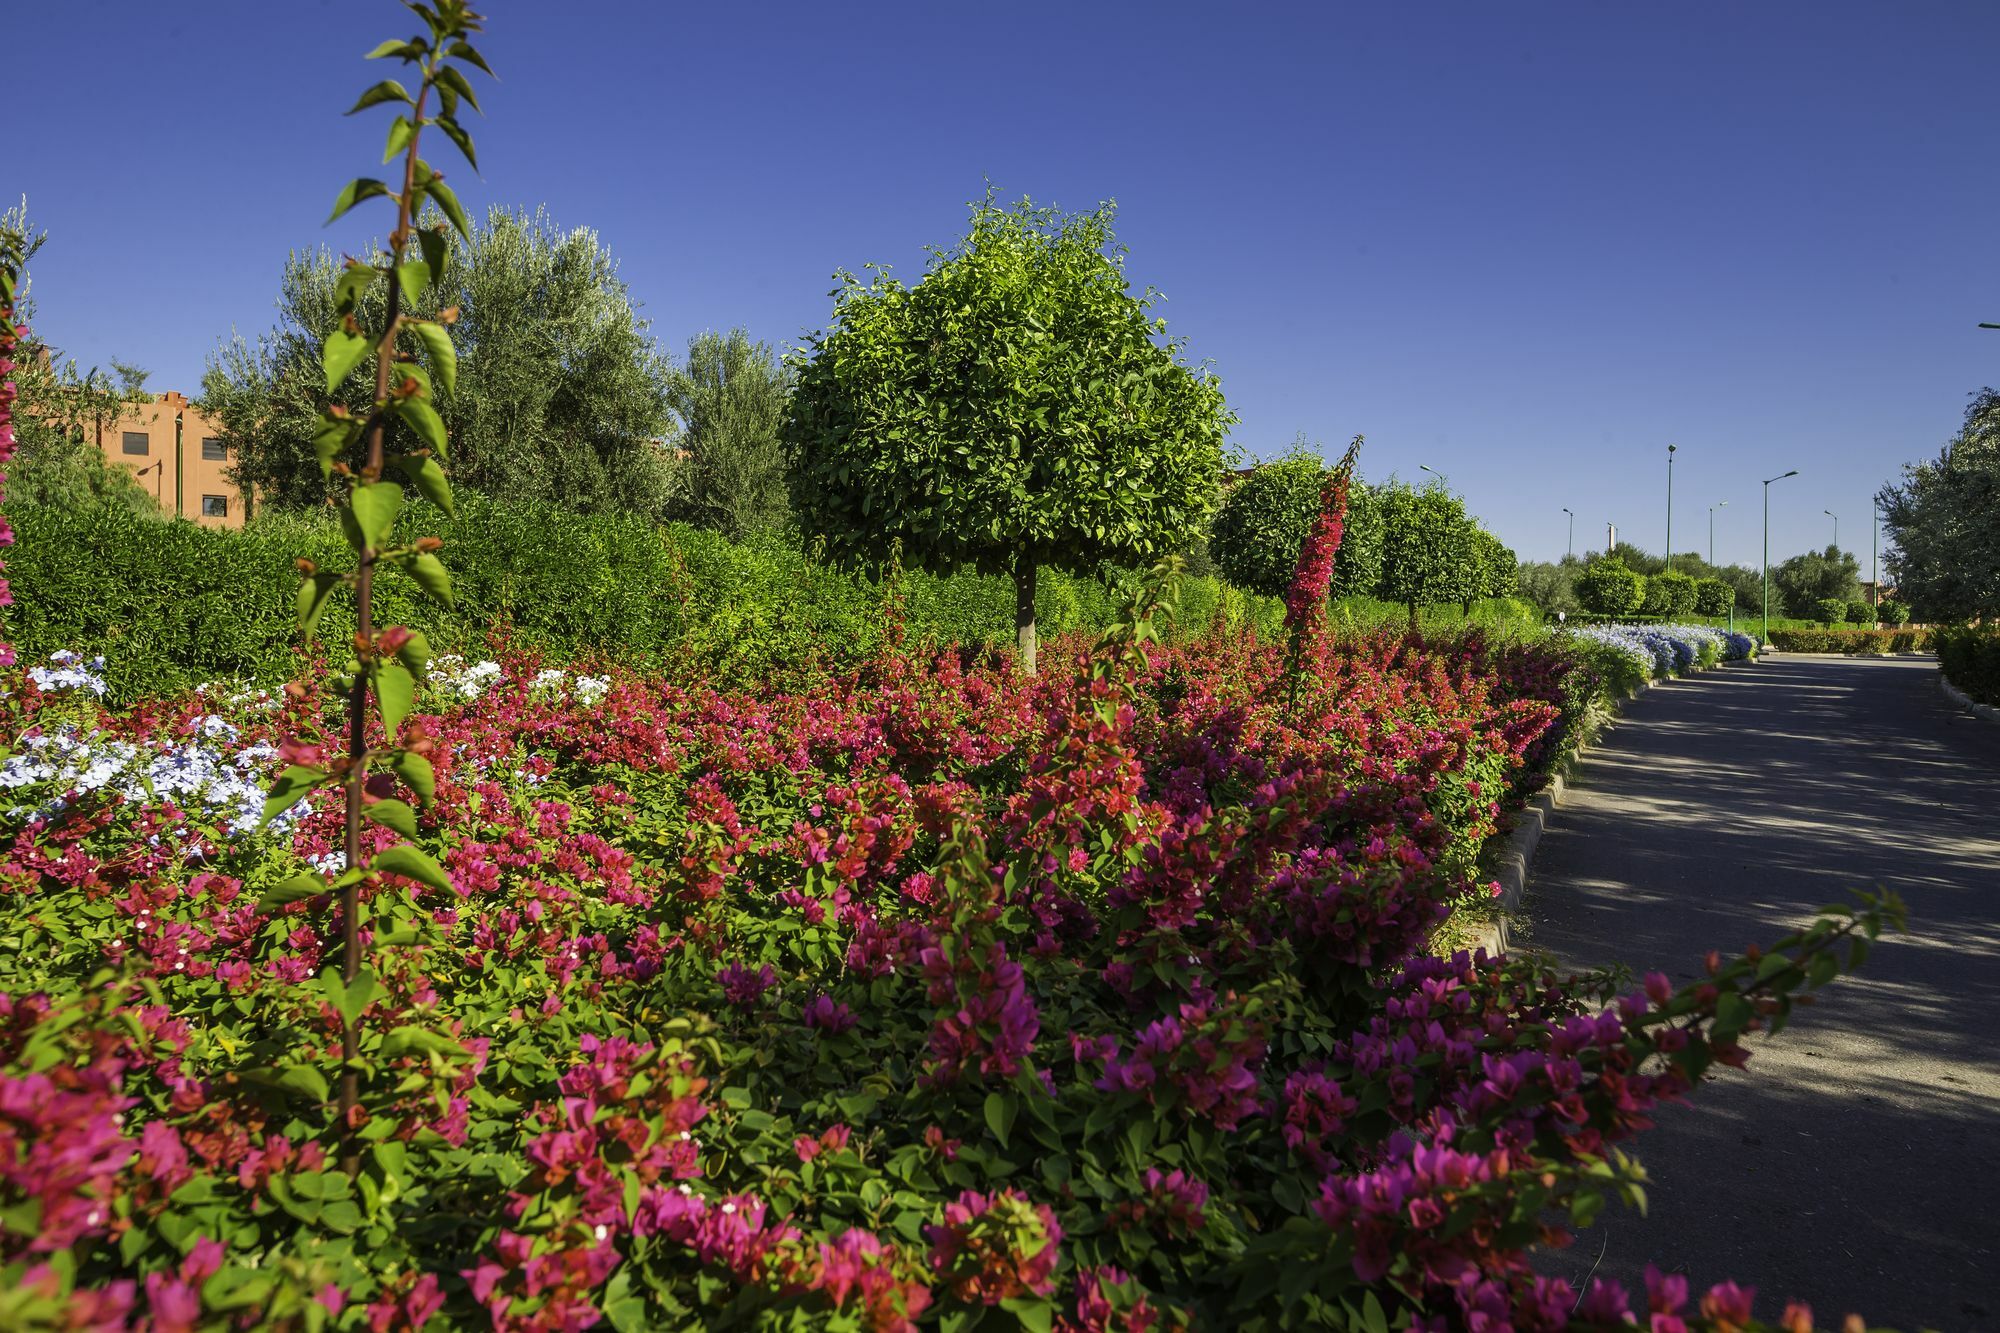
[1694,577,1734,617]
[1844,600,1875,625]
[1878,599,1912,626]
[1209,449,1325,599]
[1576,557,1644,617]
[1374,482,1479,625]
[784,196,1235,673]
[1814,595,1848,627]
[1651,569,1699,619]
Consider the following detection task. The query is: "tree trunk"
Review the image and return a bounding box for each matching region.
[1407,599,1419,630]
[1016,552,1039,676]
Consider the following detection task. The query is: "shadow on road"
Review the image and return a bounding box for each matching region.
[1525,655,2000,1330]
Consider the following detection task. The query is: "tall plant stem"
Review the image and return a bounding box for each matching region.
[339,80,428,1175]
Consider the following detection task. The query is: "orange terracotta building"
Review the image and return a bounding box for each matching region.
[92,391,248,528]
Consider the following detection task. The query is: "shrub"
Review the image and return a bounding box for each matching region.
[1574,557,1644,617]
[1813,596,1848,627]
[1767,627,1935,654]
[1651,570,1699,619]
[1937,624,2000,705]
[1208,449,1326,598]
[1878,599,1911,626]
[1694,577,1734,617]
[0,608,1888,1328]
[3,498,1285,703]
[1844,600,1875,625]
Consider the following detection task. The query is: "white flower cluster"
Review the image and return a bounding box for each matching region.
[0,718,304,837]
[429,655,503,702]
[27,650,109,697]
[530,668,610,708]
[194,680,281,714]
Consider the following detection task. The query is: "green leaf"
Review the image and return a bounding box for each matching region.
[999,1298,1053,1333]
[365,38,422,60]
[364,798,419,840]
[297,571,343,640]
[376,659,416,733]
[1712,992,1752,1040]
[314,413,362,479]
[351,482,404,549]
[395,258,430,308]
[395,395,450,460]
[394,453,455,517]
[258,871,329,911]
[322,327,369,395]
[435,63,482,113]
[382,116,417,164]
[436,117,478,170]
[395,628,434,679]
[392,752,436,806]
[334,264,378,311]
[371,844,452,895]
[275,1063,331,1102]
[346,79,414,114]
[425,177,471,237]
[446,40,495,77]
[318,966,383,1028]
[407,552,454,608]
[260,766,325,829]
[381,1025,467,1059]
[983,1091,1017,1149]
[410,320,457,396]
[327,178,391,225]
[417,227,448,287]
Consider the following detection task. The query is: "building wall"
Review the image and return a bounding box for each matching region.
[93,391,247,528]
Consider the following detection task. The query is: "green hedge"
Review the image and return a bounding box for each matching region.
[6,498,1285,702]
[1937,625,2000,706]
[1765,627,1934,655]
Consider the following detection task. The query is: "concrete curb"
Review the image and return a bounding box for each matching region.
[1939,670,2000,724]
[1467,658,1744,957]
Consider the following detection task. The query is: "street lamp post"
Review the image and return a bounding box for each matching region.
[1562,507,1574,560]
[1708,501,1728,567]
[1665,445,1677,572]
[1824,510,1839,553]
[1871,505,1879,605]
[1763,470,1799,640]
[1419,463,1447,486]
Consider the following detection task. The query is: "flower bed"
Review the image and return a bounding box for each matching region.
[1558,623,1752,694]
[0,608,1885,1331]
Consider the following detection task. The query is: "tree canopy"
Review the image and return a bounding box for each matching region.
[784,196,1234,672]
[1374,482,1479,622]
[1772,545,1862,619]
[202,205,681,519]
[1877,387,2000,622]
[666,329,792,539]
[1209,442,1382,601]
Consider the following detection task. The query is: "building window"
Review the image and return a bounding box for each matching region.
[201,495,229,518]
[122,431,149,455]
[201,437,227,461]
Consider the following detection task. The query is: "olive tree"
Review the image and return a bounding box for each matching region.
[784,196,1234,673]
[667,328,792,538]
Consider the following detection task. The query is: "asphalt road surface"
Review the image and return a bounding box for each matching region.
[1525,653,2000,1332]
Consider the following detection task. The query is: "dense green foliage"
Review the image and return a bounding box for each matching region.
[1813,597,1848,628]
[1574,557,1644,617]
[1209,447,1384,600]
[1877,599,1911,626]
[1648,570,1699,619]
[1694,577,1734,617]
[1514,557,1581,616]
[202,205,681,518]
[1765,627,1934,654]
[1878,388,2000,622]
[4,498,1283,703]
[665,328,792,538]
[1374,482,1477,619]
[1774,545,1863,620]
[1937,624,2000,705]
[1843,601,1875,625]
[783,196,1234,669]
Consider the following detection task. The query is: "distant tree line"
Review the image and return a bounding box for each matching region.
[1877,387,2000,623]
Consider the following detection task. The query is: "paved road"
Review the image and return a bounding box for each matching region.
[1526,654,2000,1332]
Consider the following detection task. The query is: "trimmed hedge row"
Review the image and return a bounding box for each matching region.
[6,499,1286,701]
[1765,627,1934,655]
[1937,625,2000,706]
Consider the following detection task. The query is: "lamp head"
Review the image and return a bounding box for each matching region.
[1668,444,1677,455]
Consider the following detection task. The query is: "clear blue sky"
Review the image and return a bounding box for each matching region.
[12,0,1997,569]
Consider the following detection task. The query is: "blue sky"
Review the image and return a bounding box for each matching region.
[11,0,1996,568]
